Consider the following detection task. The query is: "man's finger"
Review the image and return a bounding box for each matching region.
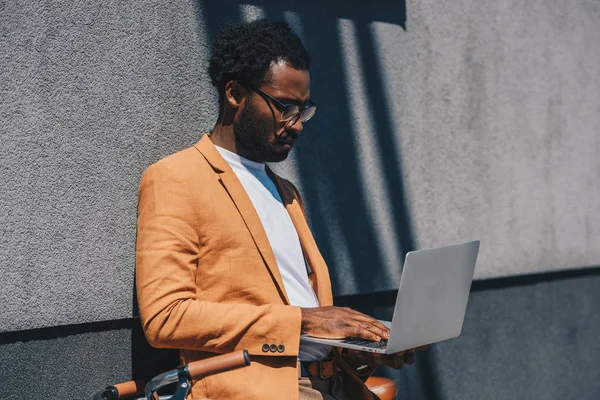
[366,319,390,335]
[357,319,390,339]
[376,352,405,369]
[387,350,405,358]
[350,326,381,341]
[364,323,390,340]
[347,320,388,341]
[390,357,404,369]
[341,308,390,331]
[348,315,390,335]
[403,351,415,365]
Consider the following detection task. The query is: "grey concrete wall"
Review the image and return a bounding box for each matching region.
[395,0,600,280]
[1,0,599,397]
[0,318,179,399]
[0,0,213,332]
[0,325,133,399]
[2,0,600,333]
[269,0,600,295]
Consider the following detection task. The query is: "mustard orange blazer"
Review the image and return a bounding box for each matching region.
[136,134,375,399]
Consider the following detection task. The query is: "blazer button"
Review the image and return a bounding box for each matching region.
[277,344,285,353]
[269,344,277,353]
[262,344,270,353]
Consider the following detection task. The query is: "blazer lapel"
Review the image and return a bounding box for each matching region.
[194,135,291,305]
[267,168,334,307]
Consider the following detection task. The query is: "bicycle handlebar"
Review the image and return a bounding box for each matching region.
[115,380,146,398]
[186,349,251,379]
[93,380,145,400]
[145,350,251,400]
[93,350,251,400]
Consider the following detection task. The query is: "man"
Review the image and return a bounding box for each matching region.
[136,19,423,400]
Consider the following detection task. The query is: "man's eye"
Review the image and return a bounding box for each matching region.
[282,106,300,117]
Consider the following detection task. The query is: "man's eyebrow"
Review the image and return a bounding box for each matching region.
[276,96,312,105]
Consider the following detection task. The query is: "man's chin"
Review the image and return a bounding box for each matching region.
[264,149,291,163]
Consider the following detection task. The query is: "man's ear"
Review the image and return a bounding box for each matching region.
[224,81,247,109]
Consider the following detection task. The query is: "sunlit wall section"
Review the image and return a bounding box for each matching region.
[336,18,399,290]
[371,0,600,279]
[0,0,214,332]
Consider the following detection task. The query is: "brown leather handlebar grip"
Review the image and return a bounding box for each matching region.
[112,379,146,398]
[186,350,251,380]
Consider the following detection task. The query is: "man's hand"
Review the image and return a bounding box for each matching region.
[343,346,429,369]
[300,307,390,342]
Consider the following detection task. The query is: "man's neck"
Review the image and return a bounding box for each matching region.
[209,123,237,153]
[210,122,262,163]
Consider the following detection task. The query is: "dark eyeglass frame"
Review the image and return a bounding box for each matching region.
[252,88,317,126]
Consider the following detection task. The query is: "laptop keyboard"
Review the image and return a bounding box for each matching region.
[342,338,388,349]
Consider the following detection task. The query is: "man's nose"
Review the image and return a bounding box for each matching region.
[286,115,304,134]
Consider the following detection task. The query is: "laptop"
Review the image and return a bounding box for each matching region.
[301,240,480,354]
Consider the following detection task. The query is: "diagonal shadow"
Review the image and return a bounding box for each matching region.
[353,20,416,258]
[165,1,443,398]
[198,0,406,295]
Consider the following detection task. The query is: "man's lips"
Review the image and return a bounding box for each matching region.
[277,140,295,149]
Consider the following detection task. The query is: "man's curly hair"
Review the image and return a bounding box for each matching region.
[208,19,310,109]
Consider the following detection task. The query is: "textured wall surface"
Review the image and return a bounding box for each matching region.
[0,326,133,399]
[1,0,599,331]
[267,0,600,294]
[1,3,599,398]
[395,0,600,281]
[0,0,213,332]
[2,0,600,334]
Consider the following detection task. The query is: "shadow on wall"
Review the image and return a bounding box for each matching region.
[198,0,413,296]
[133,1,442,398]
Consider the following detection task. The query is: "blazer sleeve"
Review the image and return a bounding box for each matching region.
[135,162,302,357]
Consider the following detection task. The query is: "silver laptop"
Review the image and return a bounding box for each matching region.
[301,240,480,354]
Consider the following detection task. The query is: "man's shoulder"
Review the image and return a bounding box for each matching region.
[145,142,208,177]
[267,169,298,194]
[267,170,307,210]
[273,173,293,189]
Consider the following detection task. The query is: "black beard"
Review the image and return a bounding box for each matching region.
[233,102,290,163]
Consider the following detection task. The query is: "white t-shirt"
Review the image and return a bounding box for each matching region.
[215,146,330,361]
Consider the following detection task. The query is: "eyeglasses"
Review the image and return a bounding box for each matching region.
[252,88,317,127]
